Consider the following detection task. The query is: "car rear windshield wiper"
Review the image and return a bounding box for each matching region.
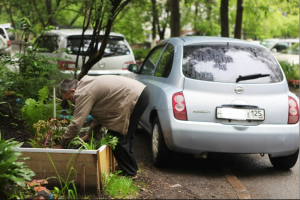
[236,74,270,83]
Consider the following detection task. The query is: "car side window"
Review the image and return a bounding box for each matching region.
[154,44,174,78]
[0,28,6,38]
[37,35,59,52]
[140,46,164,75]
[273,42,289,52]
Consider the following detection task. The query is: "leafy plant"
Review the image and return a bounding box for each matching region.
[0,134,35,197]
[0,18,67,101]
[132,48,151,61]
[47,153,78,199]
[28,119,67,148]
[68,128,118,150]
[102,171,139,199]
[0,102,12,117]
[21,86,62,132]
[279,61,300,81]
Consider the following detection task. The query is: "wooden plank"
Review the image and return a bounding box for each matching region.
[19,152,97,187]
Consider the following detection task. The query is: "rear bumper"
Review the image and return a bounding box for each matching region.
[159,110,299,157]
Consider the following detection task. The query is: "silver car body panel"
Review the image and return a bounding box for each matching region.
[129,36,299,158]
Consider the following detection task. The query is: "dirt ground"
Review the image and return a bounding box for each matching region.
[1,85,299,199]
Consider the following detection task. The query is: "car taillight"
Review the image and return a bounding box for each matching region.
[172,92,187,120]
[122,61,136,70]
[7,40,10,47]
[288,96,299,124]
[58,61,76,70]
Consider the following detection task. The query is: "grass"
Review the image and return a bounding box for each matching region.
[103,171,139,199]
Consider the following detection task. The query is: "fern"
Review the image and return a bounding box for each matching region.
[21,86,62,132]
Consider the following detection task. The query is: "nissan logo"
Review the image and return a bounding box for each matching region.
[235,85,244,94]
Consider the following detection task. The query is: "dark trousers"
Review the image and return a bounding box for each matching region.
[109,87,150,176]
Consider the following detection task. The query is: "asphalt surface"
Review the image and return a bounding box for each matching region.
[134,126,299,199]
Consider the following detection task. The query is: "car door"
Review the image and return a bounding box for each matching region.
[132,44,167,132]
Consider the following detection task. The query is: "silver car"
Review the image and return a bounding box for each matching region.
[128,36,299,169]
[35,29,135,77]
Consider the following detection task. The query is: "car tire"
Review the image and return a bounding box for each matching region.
[269,149,299,169]
[151,117,170,167]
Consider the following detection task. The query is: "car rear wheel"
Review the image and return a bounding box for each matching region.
[151,117,170,167]
[269,149,299,169]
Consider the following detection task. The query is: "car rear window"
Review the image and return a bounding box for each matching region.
[182,45,284,83]
[67,36,131,57]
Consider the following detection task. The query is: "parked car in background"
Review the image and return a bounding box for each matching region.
[260,38,299,54]
[276,43,299,65]
[0,26,11,56]
[0,23,15,40]
[128,36,299,169]
[34,29,135,76]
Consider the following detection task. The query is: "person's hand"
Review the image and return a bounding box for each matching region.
[52,145,63,149]
[81,135,91,142]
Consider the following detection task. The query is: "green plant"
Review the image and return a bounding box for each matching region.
[68,128,118,150]
[132,48,151,61]
[279,61,300,81]
[102,171,139,199]
[28,119,66,148]
[0,102,12,117]
[21,86,62,132]
[47,153,78,199]
[0,18,67,101]
[0,134,35,198]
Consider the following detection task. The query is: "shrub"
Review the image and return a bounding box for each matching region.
[21,86,62,132]
[0,136,35,197]
[279,61,299,80]
[132,48,151,61]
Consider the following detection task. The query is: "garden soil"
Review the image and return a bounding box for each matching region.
[1,85,299,199]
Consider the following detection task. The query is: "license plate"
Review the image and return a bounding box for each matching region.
[216,107,265,121]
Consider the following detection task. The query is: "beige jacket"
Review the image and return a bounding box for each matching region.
[60,75,145,147]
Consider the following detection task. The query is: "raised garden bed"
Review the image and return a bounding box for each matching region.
[16,145,115,194]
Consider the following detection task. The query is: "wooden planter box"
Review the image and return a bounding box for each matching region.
[16,145,115,194]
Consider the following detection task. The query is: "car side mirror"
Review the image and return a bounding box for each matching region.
[127,64,139,73]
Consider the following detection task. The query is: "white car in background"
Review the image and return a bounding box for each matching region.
[34,29,135,77]
[260,38,299,54]
[276,43,299,65]
[0,26,11,56]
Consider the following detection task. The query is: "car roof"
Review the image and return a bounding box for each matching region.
[162,36,266,48]
[45,29,125,38]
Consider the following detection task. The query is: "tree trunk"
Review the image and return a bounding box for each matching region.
[77,0,131,80]
[220,0,229,37]
[234,0,243,39]
[170,0,180,37]
[151,0,157,48]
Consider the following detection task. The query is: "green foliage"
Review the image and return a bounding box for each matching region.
[279,61,299,80]
[0,21,65,101]
[0,102,12,117]
[69,128,118,150]
[102,171,139,199]
[132,48,151,61]
[0,136,35,197]
[99,132,118,150]
[47,153,78,199]
[21,86,62,132]
[28,119,66,148]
